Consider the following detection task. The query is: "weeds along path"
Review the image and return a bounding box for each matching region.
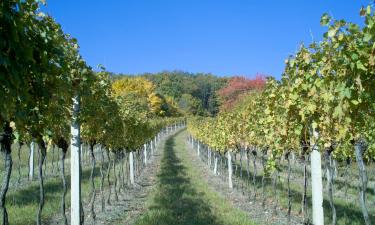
[100,132,167,225]
[130,129,255,225]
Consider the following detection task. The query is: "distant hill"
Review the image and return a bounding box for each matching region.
[111,71,228,116]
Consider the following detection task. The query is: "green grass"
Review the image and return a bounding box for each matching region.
[132,130,256,225]
[4,152,112,225]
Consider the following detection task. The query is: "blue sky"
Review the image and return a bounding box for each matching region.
[44,0,369,79]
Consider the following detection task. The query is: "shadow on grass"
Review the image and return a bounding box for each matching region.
[6,161,110,225]
[136,131,222,225]
[8,164,103,206]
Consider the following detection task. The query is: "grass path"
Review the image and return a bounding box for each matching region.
[132,130,256,225]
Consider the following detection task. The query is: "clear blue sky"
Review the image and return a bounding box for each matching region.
[44,0,369,79]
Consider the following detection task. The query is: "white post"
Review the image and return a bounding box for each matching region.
[29,141,35,180]
[129,151,135,185]
[208,148,211,167]
[70,95,81,225]
[227,151,233,189]
[311,130,324,225]
[143,144,147,165]
[197,142,200,157]
[80,143,84,163]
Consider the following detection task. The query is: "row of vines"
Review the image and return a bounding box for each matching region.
[187,5,375,225]
[1,0,184,224]
[5,122,182,225]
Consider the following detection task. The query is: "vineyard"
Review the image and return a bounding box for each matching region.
[1,1,375,225]
[186,5,375,225]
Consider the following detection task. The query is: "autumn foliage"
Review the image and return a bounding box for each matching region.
[218,74,266,110]
[112,77,179,117]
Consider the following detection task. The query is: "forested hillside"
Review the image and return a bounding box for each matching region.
[112,71,228,116]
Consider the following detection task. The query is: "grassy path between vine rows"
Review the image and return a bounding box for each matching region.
[128,129,256,225]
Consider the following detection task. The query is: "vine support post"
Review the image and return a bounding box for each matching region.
[227,151,233,189]
[70,94,82,225]
[143,144,147,165]
[29,141,35,180]
[214,152,218,175]
[310,130,324,225]
[129,151,135,185]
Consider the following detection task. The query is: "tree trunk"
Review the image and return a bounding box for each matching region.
[272,170,278,216]
[221,153,224,178]
[106,150,112,205]
[227,151,233,189]
[117,156,122,194]
[89,143,96,221]
[261,149,266,208]
[246,149,250,189]
[0,123,13,225]
[354,141,371,225]
[113,157,118,201]
[252,148,257,200]
[325,150,336,225]
[100,147,105,212]
[134,151,138,177]
[120,154,125,193]
[332,159,337,180]
[125,153,130,186]
[60,149,68,225]
[36,139,47,225]
[17,143,22,184]
[301,154,309,224]
[51,144,55,175]
[44,149,47,177]
[210,148,212,168]
[286,152,292,223]
[344,157,351,196]
[240,149,243,192]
